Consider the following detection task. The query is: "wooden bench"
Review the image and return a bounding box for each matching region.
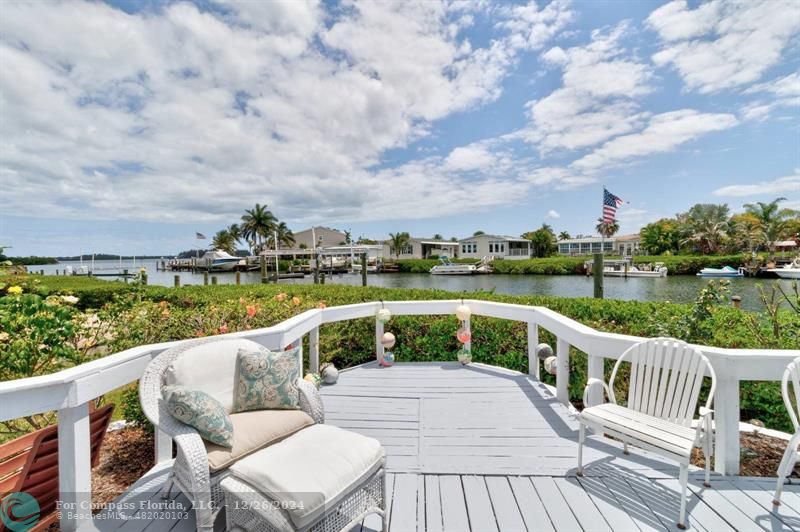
[0,404,114,531]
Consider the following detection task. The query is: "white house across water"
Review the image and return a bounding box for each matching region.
[459,234,532,259]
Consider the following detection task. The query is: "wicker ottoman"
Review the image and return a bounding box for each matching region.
[220,425,386,532]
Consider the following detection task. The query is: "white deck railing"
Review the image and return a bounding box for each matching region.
[0,299,798,531]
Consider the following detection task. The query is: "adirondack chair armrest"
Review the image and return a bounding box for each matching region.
[583,378,614,407]
[695,407,714,444]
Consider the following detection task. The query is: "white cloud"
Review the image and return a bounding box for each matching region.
[572,109,738,171]
[0,0,573,224]
[712,174,800,197]
[546,209,560,219]
[740,73,800,121]
[520,22,653,153]
[647,0,800,94]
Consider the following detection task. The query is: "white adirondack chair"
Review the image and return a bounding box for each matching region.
[773,356,800,506]
[577,337,716,529]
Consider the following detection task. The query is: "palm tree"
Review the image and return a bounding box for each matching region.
[344,230,353,245]
[388,232,411,258]
[473,230,485,236]
[595,219,619,238]
[433,233,443,240]
[743,197,794,254]
[240,203,277,253]
[267,221,295,249]
[680,203,730,254]
[558,231,571,241]
[211,229,237,255]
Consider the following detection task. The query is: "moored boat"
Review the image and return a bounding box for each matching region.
[430,257,477,275]
[697,265,744,278]
[201,250,242,271]
[767,258,800,279]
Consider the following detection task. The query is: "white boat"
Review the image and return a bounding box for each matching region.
[202,250,242,271]
[603,262,668,278]
[767,258,800,279]
[697,266,744,278]
[430,257,477,275]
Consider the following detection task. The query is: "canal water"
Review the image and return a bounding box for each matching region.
[33,260,795,311]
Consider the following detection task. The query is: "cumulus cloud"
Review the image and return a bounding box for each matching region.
[647,0,800,94]
[740,73,800,121]
[546,209,561,219]
[519,22,652,153]
[713,174,800,197]
[572,109,738,171]
[0,0,572,224]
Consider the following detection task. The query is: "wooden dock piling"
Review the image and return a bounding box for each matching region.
[235,271,241,285]
[593,253,604,299]
[361,253,367,287]
[174,275,180,288]
[203,272,209,286]
[211,276,217,285]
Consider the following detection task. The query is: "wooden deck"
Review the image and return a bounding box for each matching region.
[81,362,798,531]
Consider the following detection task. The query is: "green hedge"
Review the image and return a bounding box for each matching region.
[4,275,797,431]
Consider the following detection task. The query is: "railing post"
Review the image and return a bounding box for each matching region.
[58,402,92,531]
[715,377,740,475]
[309,327,320,374]
[556,338,570,405]
[586,352,604,407]
[527,322,539,379]
[155,429,172,464]
[375,318,384,363]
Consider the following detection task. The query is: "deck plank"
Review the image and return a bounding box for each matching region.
[461,475,498,532]
[439,475,470,532]
[485,476,526,532]
[553,477,612,532]
[531,477,582,532]
[424,476,443,532]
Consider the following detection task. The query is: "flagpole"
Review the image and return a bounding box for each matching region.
[595,187,604,299]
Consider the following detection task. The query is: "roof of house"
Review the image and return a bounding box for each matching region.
[459,234,529,243]
[615,233,640,242]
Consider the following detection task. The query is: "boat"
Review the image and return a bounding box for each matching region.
[767,258,800,279]
[201,250,243,272]
[697,266,744,278]
[430,257,477,275]
[583,258,667,278]
[603,261,668,278]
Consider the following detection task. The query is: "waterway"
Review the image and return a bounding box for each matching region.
[32,260,795,312]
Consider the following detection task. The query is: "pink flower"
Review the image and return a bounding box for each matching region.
[291,296,301,306]
[219,324,229,334]
[275,293,287,302]
[246,305,257,317]
[318,302,327,309]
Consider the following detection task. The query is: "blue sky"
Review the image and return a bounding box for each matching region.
[1,0,798,256]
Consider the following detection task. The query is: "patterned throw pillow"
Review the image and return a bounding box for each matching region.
[233,345,301,412]
[163,385,234,448]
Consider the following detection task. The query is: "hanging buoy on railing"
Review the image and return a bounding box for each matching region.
[320,363,339,384]
[377,307,392,323]
[455,304,472,321]
[457,346,472,365]
[456,327,471,344]
[544,356,558,375]
[380,332,396,367]
[536,343,553,361]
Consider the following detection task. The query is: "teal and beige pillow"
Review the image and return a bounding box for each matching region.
[163,385,234,448]
[234,345,301,412]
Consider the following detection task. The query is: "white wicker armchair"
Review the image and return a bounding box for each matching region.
[139,337,324,530]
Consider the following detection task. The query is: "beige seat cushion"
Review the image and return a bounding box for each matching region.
[164,338,264,413]
[205,409,314,472]
[229,424,384,529]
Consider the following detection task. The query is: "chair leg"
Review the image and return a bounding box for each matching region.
[160,473,175,500]
[577,422,585,476]
[703,429,712,488]
[677,463,689,530]
[773,432,800,505]
[623,441,629,455]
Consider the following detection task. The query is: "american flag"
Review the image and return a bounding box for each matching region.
[602,188,624,223]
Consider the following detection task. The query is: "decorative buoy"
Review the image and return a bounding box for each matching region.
[320,363,339,384]
[382,351,395,366]
[377,308,392,323]
[457,347,472,365]
[536,343,554,361]
[544,356,558,375]
[304,373,322,389]
[456,327,471,344]
[380,332,396,349]
[455,304,472,321]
